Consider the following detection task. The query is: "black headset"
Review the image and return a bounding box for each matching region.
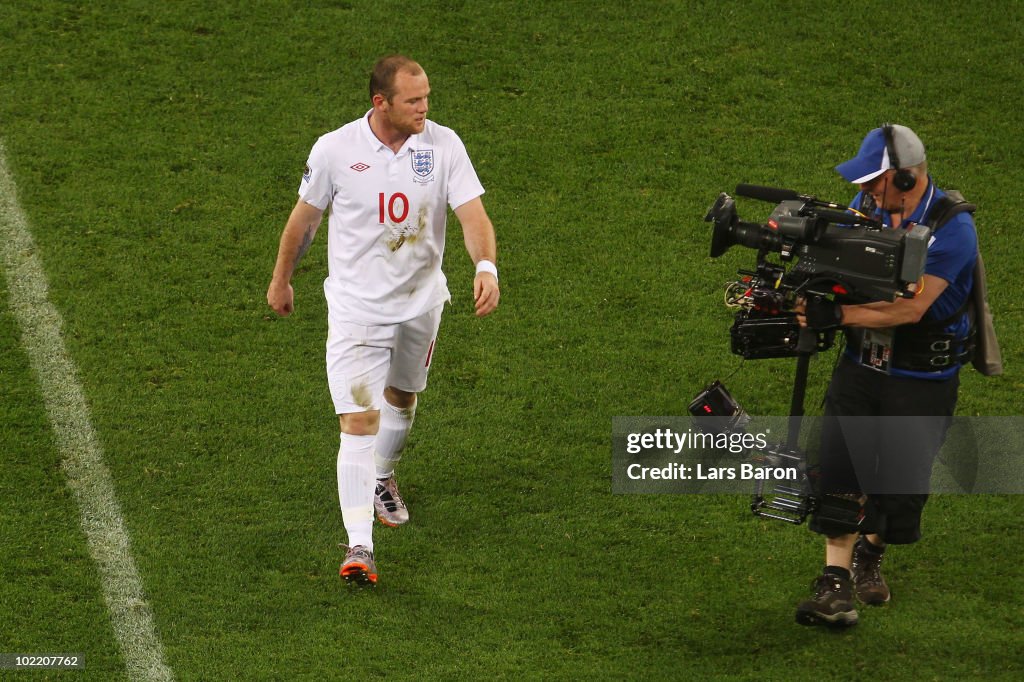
[882,123,917,192]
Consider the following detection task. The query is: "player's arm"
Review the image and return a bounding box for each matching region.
[267,199,325,317]
[454,197,500,318]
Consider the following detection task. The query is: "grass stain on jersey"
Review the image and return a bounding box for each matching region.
[386,207,428,252]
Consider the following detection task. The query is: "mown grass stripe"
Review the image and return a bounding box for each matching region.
[0,141,174,682]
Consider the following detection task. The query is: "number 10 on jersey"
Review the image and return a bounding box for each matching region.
[379,192,409,224]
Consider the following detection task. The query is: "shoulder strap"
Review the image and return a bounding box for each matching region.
[915,189,977,328]
[926,189,976,233]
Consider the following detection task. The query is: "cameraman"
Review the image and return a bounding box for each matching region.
[794,124,977,627]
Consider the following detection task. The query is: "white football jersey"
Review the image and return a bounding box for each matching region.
[299,110,485,324]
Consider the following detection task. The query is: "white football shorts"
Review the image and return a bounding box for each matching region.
[326,304,444,414]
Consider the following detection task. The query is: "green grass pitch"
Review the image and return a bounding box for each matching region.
[1,1,1022,679]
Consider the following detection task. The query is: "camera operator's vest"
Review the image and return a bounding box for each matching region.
[850,190,1001,375]
[891,193,976,372]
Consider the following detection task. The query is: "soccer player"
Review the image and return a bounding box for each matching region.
[267,55,500,585]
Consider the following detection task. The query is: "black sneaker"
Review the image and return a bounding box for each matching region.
[852,538,891,605]
[795,573,859,627]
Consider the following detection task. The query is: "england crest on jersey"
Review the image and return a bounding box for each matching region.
[411,149,435,182]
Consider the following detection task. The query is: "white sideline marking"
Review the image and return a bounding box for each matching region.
[0,142,174,681]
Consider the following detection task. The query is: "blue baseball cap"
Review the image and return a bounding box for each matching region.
[836,125,926,184]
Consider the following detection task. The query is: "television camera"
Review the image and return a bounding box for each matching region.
[706,184,931,359]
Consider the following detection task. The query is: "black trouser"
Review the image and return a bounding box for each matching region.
[809,356,959,544]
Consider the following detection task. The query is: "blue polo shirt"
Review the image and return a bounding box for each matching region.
[845,179,977,379]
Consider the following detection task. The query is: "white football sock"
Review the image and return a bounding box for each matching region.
[374,398,416,480]
[337,433,375,550]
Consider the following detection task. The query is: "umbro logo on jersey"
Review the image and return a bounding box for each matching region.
[350,162,370,172]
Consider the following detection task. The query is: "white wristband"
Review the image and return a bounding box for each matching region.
[475,259,498,281]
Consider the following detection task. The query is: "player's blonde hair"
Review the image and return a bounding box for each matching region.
[369,55,424,103]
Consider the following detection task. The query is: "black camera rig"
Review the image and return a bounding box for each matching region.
[696,184,932,526]
[689,379,865,527]
[706,184,931,360]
